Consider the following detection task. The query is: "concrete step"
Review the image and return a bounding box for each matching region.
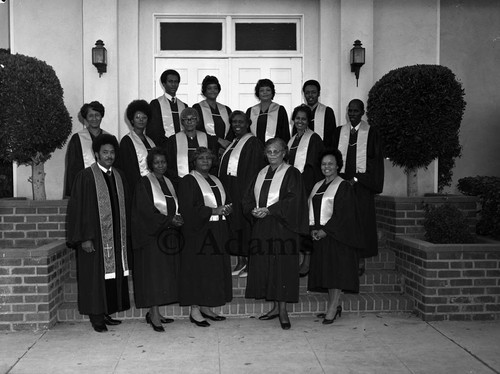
[57,292,413,322]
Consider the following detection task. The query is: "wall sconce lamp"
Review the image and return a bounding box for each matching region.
[92,40,107,77]
[350,40,365,87]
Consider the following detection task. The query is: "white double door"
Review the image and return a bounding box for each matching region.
[154,58,303,115]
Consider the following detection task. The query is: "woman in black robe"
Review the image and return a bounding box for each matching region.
[131,147,183,332]
[218,111,265,277]
[178,147,233,327]
[308,149,363,324]
[118,100,156,194]
[287,105,325,276]
[242,138,309,330]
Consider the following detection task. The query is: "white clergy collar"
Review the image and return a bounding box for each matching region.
[97,163,112,174]
[163,92,176,102]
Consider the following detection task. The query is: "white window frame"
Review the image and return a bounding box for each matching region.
[154,14,303,58]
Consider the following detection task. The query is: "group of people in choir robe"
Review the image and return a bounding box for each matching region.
[65,68,384,333]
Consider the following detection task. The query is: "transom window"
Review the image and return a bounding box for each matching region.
[156,16,302,56]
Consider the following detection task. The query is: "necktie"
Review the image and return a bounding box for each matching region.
[350,127,357,135]
[172,97,176,104]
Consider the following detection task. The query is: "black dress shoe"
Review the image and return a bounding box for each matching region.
[279,315,291,330]
[145,312,165,332]
[160,316,175,324]
[103,315,122,326]
[92,323,108,333]
[258,312,279,321]
[200,311,226,321]
[189,315,210,327]
[322,306,342,325]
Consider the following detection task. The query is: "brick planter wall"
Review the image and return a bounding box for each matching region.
[394,236,500,321]
[376,195,500,321]
[0,199,68,248]
[0,240,72,331]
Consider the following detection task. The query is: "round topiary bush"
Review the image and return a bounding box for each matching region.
[367,64,466,195]
[423,204,475,244]
[0,50,72,199]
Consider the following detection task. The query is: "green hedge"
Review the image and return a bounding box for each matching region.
[423,204,475,244]
[458,176,500,239]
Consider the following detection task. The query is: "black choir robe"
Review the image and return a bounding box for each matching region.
[193,102,234,141]
[131,175,180,308]
[293,105,336,149]
[165,132,219,189]
[242,165,309,303]
[218,134,266,256]
[178,174,232,307]
[117,135,154,195]
[67,166,130,316]
[245,105,290,144]
[308,179,362,293]
[288,131,325,196]
[64,130,119,197]
[147,97,187,148]
[333,125,384,258]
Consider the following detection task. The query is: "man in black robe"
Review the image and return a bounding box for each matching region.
[67,134,131,332]
[333,99,384,275]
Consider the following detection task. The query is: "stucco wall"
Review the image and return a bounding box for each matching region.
[0,1,9,49]
[440,0,500,190]
[10,0,83,199]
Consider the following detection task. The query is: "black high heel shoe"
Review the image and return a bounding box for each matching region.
[200,311,226,321]
[189,314,210,327]
[279,314,291,330]
[146,312,165,332]
[322,306,342,325]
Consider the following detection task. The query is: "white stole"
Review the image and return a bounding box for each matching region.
[125,131,156,177]
[146,173,179,215]
[190,170,226,221]
[250,102,280,141]
[78,129,109,168]
[198,100,230,136]
[287,128,314,173]
[158,95,187,137]
[176,131,208,177]
[219,133,253,176]
[337,120,369,173]
[312,103,327,140]
[254,163,290,208]
[308,177,343,226]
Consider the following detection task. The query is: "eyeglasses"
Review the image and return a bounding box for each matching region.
[266,149,284,156]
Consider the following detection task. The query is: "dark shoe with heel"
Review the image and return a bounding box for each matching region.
[146,312,165,332]
[91,323,108,333]
[103,315,121,326]
[160,316,174,324]
[279,315,291,330]
[189,315,210,327]
[200,311,226,321]
[322,306,342,325]
[258,312,279,321]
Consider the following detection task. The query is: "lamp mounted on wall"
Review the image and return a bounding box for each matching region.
[350,40,365,87]
[92,40,107,77]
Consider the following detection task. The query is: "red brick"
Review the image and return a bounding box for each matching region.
[461,288,485,295]
[0,239,15,247]
[13,239,37,247]
[0,268,9,275]
[438,288,461,296]
[476,260,498,269]
[4,232,25,239]
[0,313,24,322]
[450,262,473,269]
[11,267,36,275]
[438,252,462,260]
[12,304,37,312]
[0,277,22,285]
[463,270,485,277]
[16,223,38,231]
[486,304,500,312]
[0,304,11,313]
[463,252,487,260]
[13,323,39,331]
[26,216,47,223]
[0,208,14,214]
[0,295,23,303]
[27,231,48,238]
[37,208,58,214]
[486,270,500,277]
[450,296,471,303]
[474,279,496,286]
[4,216,24,223]
[24,295,49,302]
[450,279,473,286]
[438,270,461,278]
[12,285,37,293]
[48,216,65,222]
[48,231,65,238]
[23,258,48,266]
[37,223,58,230]
[437,305,460,313]
[0,223,14,230]
[474,296,496,303]
[486,287,500,294]
[24,275,48,284]
[25,313,49,321]
[472,314,496,321]
[426,262,450,269]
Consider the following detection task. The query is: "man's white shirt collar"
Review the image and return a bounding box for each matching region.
[97,163,112,174]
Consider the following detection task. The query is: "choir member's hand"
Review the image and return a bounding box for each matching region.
[172,214,184,227]
[311,230,319,240]
[81,240,95,253]
[251,207,269,219]
[222,203,233,216]
[213,206,227,215]
[315,229,327,240]
[218,138,231,149]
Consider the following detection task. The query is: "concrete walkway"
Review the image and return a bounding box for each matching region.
[1,313,499,374]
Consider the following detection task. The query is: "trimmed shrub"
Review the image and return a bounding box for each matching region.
[458,176,500,239]
[424,204,475,244]
[367,64,465,192]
